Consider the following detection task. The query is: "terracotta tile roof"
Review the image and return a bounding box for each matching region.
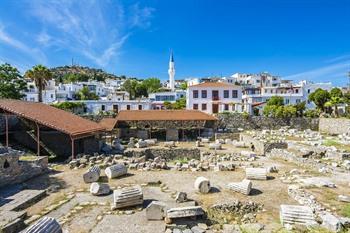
[0,99,104,137]
[190,82,240,88]
[99,117,117,131]
[116,110,217,121]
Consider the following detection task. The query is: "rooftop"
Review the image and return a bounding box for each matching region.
[0,99,104,137]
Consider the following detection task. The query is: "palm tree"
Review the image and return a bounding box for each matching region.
[25,65,52,102]
[324,96,344,117]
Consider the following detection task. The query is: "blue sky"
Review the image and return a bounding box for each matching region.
[0,0,349,86]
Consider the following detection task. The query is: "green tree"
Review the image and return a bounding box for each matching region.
[163,101,173,109]
[308,88,330,112]
[0,63,27,99]
[135,83,148,98]
[142,78,161,93]
[325,96,343,117]
[172,97,186,109]
[24,65,53,102]
[122,79,138,99]
[267,96,284,106]
[330,87,343,98]
[180,82,188,90]
[75,87,99,100]
[294,101,306,117]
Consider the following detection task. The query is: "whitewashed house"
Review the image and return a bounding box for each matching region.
[23,79,57,103]
[186,82,244,114]
[72,99,152,114]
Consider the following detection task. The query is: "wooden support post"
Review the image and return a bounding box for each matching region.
[149,128,152,139]
[198,128,201,138]
[182,129,185,141]
[5,114,9,147]
[36,123,40,156]
[71,137,75,160]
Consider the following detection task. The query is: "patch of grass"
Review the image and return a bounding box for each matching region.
[323,139,340,147]
[20,154,38,161]
[173,157,189,164]
[322,139,350,151]
[341,204,350,217]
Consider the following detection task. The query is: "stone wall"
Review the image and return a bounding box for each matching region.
[319,118,350,135]
[218,113,319,132]
[240,133,288,155]
[215,132,240,140]
[124,147,201,160]
[0,147,48,188]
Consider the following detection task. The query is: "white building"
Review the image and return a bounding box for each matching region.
[71,99,152,114]
[224,72,281,87]
[23,79,57,103]
[56,83,84,101]
[186,82,244,114]
[149,90,186,109]
[186,77,200,87]
[243,80,332,114]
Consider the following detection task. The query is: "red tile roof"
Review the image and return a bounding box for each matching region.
[190,82,240,88]
[99,117,117,131]
[0,99,104,137]
[116,110,217,121]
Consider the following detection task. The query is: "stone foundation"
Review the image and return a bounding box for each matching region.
[124,147,201,160]
[218,113,319,132]
[239,133,288,155]
[0,147,48,188]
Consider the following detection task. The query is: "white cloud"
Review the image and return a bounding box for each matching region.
[27,0,154,67]
[128,3,155,29]
[0,24,47,64]
[285,60,350,84]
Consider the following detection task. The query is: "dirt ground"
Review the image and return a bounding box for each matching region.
[19,141,350,233]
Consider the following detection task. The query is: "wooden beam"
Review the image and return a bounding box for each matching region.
[35,122,40,156]
[71,137,75,160]
[5,114,8,147]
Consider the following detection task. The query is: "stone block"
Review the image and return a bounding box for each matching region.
[90,182,110,196]
[146,201,167,220]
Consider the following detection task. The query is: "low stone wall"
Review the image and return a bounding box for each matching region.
[0,147,48,188]
[124,147,201,160]
[214,132,240,141]
[319,118,350,135]
[239,133,288,155]
[218,114,319,132]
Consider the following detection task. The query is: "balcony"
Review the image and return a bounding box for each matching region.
[212,96,220,101]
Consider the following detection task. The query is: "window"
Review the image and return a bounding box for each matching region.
[295,89,299,93]
[101,105,105,111]
[232,90,238,98]
[202,103,207,110]
[127,105,131,110]
[308,89,311,94]
[113,105,118,112]
[201,90,207,98]
[138,105,142,110]
[296,99,301,103]
[285,99,290,104]
[193,90,198,98]
[224,104,229,111]
[224,90,229,98]
[193,104,198,110]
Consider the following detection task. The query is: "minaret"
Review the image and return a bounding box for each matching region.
[168,51,175,91]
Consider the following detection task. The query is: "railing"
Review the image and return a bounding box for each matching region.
[212,96,220,101]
